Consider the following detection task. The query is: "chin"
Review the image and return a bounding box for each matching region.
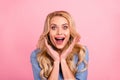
[56,46,64,50]
[55,43,68,50]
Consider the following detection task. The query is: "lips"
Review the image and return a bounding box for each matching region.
[55,37,65,44]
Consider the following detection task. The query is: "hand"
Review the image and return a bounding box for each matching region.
[44,38,60,62]
[60,36,80,60]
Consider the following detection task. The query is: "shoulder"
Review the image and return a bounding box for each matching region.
[74,45,89,63]
[30,49,41,80]
[83,45,89,62]
[30,48,40,64]
[74,45,89,73]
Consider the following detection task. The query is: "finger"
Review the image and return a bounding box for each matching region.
[44,38,47,45]
[69,36,79,48]
[71,37,77,45]
[76,35,80,42]
[74,35,80,43]
[44,38,52,55]
[44,38,50,49]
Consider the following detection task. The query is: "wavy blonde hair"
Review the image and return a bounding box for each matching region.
[36,11,88,79]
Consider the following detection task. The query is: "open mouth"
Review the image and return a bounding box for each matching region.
[55,37,65,44]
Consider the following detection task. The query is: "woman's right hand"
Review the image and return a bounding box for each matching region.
[44,38,60,62]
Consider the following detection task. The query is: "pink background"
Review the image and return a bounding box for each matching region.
[0,0,120,80]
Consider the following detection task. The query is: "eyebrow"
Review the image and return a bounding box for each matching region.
[62,23,69,25]
[50,23,68,26]
[50,24,56,27]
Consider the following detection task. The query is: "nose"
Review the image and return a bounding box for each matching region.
[57,28,62,35]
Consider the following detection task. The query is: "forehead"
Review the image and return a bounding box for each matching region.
[50,16,68,24]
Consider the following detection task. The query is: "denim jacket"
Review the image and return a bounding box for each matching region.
[30,47,89,80]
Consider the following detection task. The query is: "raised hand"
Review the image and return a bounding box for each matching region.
[44,38,60,62]
[60,36,80,60]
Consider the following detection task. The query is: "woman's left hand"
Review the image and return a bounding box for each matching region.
[60,36,80,60]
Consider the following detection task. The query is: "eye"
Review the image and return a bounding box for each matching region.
[51,25,57,30]
[63,25,68,30]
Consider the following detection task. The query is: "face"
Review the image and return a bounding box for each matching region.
[49,16,70,50]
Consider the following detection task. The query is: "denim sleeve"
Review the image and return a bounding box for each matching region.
[30,49,41,80]
[75,46,89,80]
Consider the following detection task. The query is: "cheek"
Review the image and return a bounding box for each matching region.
[49,30,57,36]
[65,31,70,37]
[49,33,54,40]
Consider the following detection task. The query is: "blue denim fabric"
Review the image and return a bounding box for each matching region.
[30,47,89,80]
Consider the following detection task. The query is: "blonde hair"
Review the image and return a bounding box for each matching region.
[36,11,88,79]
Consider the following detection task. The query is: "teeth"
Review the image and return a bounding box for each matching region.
[55,38,64,40]
[57,38,64,39]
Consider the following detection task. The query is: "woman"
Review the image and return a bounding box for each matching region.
[30,11,89,80]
